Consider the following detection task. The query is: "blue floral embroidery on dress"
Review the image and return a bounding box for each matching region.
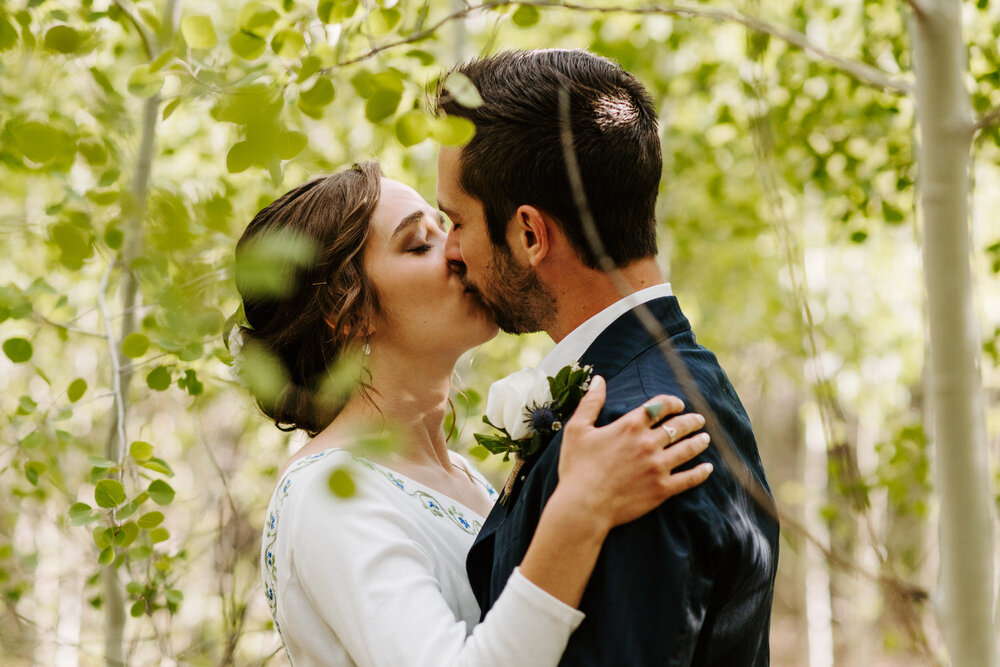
[262,449,341,665]
[353,456,486,535]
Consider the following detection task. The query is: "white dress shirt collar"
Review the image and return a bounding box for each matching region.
[538,283,672,375]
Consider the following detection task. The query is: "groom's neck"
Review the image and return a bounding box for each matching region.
[544,257,666,343]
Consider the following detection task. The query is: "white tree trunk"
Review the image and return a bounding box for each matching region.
[910,2,998,664]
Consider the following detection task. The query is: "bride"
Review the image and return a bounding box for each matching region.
[236,161,713,666]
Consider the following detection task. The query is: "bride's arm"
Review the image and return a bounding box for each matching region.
[283,377,709,667]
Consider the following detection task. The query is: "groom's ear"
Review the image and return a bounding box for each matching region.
[512,205,550,267]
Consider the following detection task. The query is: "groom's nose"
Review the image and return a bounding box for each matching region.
[445,229,465,275]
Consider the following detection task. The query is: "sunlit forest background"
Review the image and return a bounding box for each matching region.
[1,0,998,664]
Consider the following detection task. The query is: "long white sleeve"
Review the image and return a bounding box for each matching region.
[263,450,584,667]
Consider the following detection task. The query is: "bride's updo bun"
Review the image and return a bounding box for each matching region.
[235,161,382,436]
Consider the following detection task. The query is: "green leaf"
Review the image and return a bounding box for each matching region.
[148,479,175,505]
[69,502,100,526]
[467,444,490,461]
[181,14,216,49]
[130,546,153,560]
[318,0,358,23]
[149,527,170,543]
[238,1,279,37]
[298,55,321,82]
[127,65,164,98]
[430,116,476,146]
[129,441,154,461]
[271,29,304,57]
[300,77,335,107]
[25,460,46,485]
[365,90,402,123]
[129,600,145,617]
[43,25,81,53]
[229,31,266,60]
[17,395,36,414]
[146,366,171,391]
[234,229,318,298]
[442,72,483,109]
[86,456,117,469]
[138,457,174,476]
[137,511,164,529]
[21,431,45,449]
[395,110,430,147]
[116,493,148,520]
[161,98,181,121]
[226,141,253,174]
[3,337,32,363]
[177,369,204,396]
[368,7,401,35]
[94,479,126,508]
[93,526,113,548]
[328,467,356,498]
[121,333,150,358]
[511,4,540,27]
[9,120,75,165]
[115,521,139,547]
[276,131,307,161]
[165,588,183,605]
[0,17,18,51]
[67,378,87,402]
[98,546,115,566]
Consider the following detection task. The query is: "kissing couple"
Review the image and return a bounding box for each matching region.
[238,49,779,666]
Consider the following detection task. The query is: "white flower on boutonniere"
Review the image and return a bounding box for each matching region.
[476,363,594,466]
[485,367,553,441]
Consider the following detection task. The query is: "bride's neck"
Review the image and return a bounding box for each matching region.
[335,345,456,470]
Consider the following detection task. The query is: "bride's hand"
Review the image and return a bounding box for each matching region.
[556,374,713,532]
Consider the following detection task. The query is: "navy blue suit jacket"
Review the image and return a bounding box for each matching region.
[467,296,779,666]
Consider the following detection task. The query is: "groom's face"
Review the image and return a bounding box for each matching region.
[436,147,555,334]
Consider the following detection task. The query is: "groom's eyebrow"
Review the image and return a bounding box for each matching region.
[391,211,424,239]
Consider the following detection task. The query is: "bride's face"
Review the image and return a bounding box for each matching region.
[363,177,498,356]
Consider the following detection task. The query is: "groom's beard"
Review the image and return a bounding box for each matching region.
[463,246,556,335]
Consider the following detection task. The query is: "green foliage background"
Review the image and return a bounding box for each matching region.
[1,0,998,664]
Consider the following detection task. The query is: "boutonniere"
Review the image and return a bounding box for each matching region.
[475,362,594,463]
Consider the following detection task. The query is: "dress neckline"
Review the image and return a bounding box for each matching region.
[280,447,494,521]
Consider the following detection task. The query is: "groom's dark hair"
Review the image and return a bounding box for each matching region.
[434,49,661,269]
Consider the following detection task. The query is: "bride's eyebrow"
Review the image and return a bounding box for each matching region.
[391,210,424,239]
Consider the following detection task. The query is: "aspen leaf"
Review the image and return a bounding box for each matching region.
[181,14,216,49]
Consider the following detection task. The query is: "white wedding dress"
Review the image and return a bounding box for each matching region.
[261,448,584,666]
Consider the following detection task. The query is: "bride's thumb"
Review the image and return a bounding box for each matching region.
[568,375,605,429]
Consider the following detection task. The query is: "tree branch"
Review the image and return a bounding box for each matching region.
[332,0,912,95]
[974,105,1000,134]
[98,261,129,466]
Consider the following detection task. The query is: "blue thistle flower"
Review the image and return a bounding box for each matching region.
[526,403,557,433]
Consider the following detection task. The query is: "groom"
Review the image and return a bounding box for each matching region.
[434,50,779,665]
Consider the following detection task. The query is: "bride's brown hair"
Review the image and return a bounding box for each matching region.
[235,161,382,436]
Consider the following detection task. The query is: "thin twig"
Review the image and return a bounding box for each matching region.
[331,1,912,94]
[30,312,104,339]
[111,0,154,60]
